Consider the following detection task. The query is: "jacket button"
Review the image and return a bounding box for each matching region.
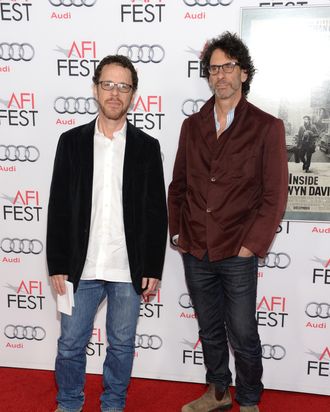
[211,177,216,182]
[206,208,211,213]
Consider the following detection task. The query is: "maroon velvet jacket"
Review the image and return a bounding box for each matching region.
[168,96,288,260]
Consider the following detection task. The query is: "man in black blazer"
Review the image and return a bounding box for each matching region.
[47,55,167,412]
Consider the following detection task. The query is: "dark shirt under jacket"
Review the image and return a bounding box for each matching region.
[168,96,288,260]
[47,119,168,294]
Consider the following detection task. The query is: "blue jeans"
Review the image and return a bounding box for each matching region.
[183,253,263,406]
[55,280,140,412]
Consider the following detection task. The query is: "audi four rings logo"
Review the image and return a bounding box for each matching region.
[179,293,194,309]
[262,344,286,360]
[0,145,40,162]
[116,45,165,64]
[1,238,43,255]
[4,325,46,341]
[183,0,234,6]
[181,99,206,117]
[49,0,97,6]
[135,334,163,350]
[258,252,291,269]
[54,97,98,115]
[305,302,330,319]
[0,43,35,62]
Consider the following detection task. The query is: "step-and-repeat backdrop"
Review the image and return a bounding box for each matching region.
[1,0,330,396]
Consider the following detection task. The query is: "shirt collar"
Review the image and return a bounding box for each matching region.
[95,117,127,139]
[214,106,235,132]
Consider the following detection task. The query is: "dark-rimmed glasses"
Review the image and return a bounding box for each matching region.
[208,62,240,75]
[98,81,133,93]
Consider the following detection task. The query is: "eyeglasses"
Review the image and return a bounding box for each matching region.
[98,80,133,93]
[208,62,240,75]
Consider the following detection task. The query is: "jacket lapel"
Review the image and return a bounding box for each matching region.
[200,95,218,152]
[123,121,137,204]
[80,119,95,214]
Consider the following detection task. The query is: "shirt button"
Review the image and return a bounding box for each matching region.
[211,177,216,182]
[206,208,211,213]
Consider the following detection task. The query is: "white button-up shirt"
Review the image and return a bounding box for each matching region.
[81,119,131,282]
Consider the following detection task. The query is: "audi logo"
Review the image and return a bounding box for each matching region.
[117,44,165,64]
[0,43,35,62]
[1,238,43,255]
[54,97,98,115]
[135,334,163,350]
[305,302,330,319]
[49,0,97,6]
[181,99,206,117]
[258,252,291,269]
[179,293,194,309]
[183,0,234,6]
[262,344,286,360]
[4,325,46,341]
[0,145,40,162]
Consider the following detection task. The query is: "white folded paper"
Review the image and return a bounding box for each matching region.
[57,280,75,315]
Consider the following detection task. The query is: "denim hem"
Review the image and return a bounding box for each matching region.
[57,407,82,412]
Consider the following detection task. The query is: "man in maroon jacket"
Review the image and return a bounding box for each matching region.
[168,32,288,412]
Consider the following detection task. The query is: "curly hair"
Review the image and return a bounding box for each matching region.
[201,32,256,97]
[92,55,138,91]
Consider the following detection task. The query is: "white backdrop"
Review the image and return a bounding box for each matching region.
[1,0,330,396]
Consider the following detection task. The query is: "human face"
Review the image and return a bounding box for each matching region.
[303,117,311,128]
[208,48,247,103]
[94,64,134,122]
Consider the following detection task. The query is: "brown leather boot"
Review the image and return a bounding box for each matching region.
[181,384,232,412]
[240,406,259,412]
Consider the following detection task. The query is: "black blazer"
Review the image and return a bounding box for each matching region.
[46,119,168,294]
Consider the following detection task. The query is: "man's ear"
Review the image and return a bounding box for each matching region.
[241,70,248,83]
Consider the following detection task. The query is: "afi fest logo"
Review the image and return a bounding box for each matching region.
[55,41,100,77]
[86,327,105,357]
[186,46,205,79]
[310,257,330,285]
[6,280,45,310]
[1,190,42,222]
[259,2,308,7]
[182,337,203,365]
[306,347,330,377]
[0,1,32,22]
[121,0,166,23]
[127,95,164,131]
[140,289,163,318]
[0,92,38,126]
[256,296,288,328]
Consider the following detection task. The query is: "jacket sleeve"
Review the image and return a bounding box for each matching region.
[242,118,288,257]
[46,134,72,276]
[168,119,188,239]
[142,139,168,278]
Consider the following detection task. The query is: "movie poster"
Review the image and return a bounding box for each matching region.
[241,6,330,221]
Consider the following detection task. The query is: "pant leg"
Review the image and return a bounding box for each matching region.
[183,253,232,391]
[101,282,140,412]
[56,280,106,412]
[221,255,263,406]
[305,151,313,170]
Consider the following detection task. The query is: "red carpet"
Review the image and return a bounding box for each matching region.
[0,367,328,411]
